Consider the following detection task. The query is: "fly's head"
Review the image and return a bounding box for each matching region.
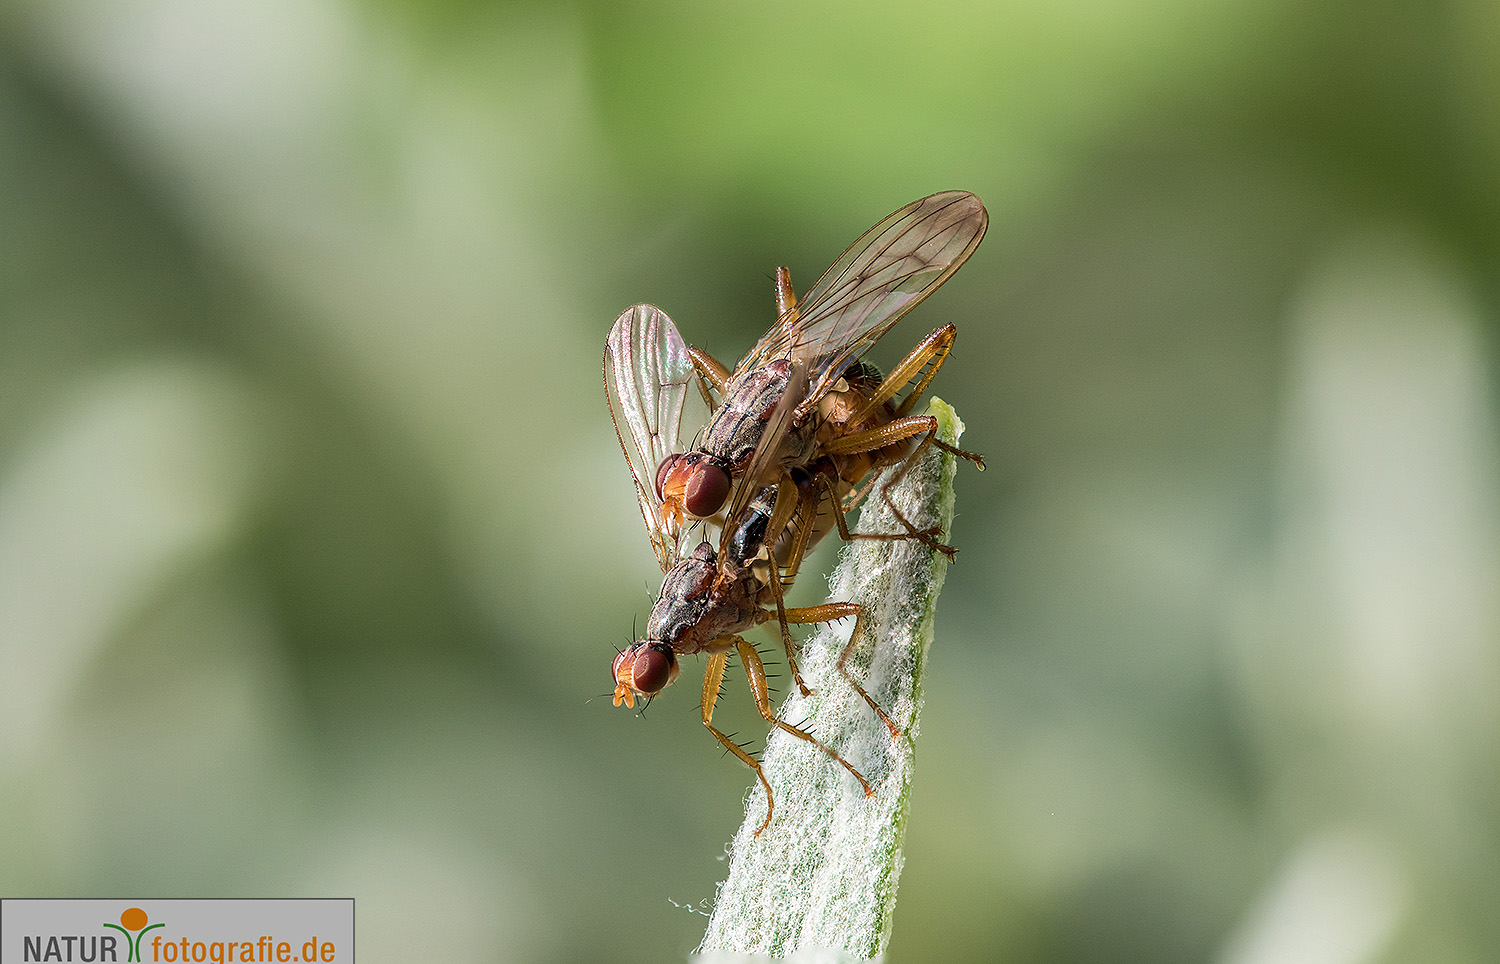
[656,451,733,522]
[612,640,679,709]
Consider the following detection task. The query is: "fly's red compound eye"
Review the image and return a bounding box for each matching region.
[631,647,674,695]
[684,462,731,519]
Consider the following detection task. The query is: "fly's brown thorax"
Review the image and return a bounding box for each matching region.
[700,361,817,475]
[645,544,761,656]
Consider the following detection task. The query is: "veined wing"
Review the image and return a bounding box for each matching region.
[604,304,712,571]
[741,191,987,412]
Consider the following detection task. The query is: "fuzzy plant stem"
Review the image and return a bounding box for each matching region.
[693,398,967,964]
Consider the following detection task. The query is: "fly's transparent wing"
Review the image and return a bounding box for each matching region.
[740,191,987,410]
[604,304,711,571]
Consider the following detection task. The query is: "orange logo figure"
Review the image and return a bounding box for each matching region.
[104,907,164,962]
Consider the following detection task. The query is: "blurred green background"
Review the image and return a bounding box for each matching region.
[3,0,1498,961]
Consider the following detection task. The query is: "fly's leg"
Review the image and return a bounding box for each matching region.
[700,649,775,836]
[756,473,812,696]
[763,575,810,697]
[686,346,732,397]
[782,602,901,740]
[849,325,987,470]
[802,462,881,545]
[792,452,954,561]
[839,467,878,516]
[821,416,961,560]
[736,637,873,801]
[846,325,954,421]
[759,527,812,698]
[844,325,947,423]
[772,466,829,586]
[774,266,799,326]
[763,472,803,559]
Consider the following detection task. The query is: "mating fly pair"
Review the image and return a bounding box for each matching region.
[604,191,988,834]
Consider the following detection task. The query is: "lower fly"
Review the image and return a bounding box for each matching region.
[610,533,877,837]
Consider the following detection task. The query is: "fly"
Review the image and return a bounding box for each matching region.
[654,190,989,560]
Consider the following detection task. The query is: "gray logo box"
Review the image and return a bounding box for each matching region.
[1,899,354,963]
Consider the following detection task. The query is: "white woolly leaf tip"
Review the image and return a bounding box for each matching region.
[694,398,965,963]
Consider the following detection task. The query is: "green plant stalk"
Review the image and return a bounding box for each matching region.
[694,399,966,964]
